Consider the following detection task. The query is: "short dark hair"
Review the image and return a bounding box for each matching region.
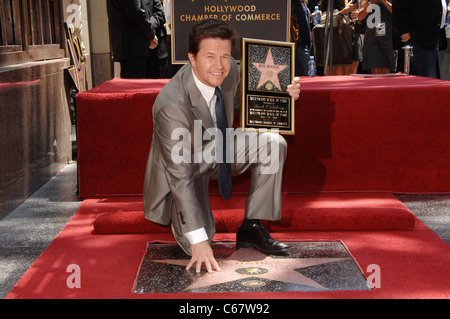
[188,19,238,56]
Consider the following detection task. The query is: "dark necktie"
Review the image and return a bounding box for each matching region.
[214,87,232,201]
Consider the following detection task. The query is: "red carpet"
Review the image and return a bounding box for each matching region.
[91,193,415,235]
[8,76,448,299]
[5,196,450,299]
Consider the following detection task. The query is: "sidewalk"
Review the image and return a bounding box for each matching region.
[0,161,448,298]
[0,162,81,298]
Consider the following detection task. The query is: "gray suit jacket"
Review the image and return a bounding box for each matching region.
[143,60,240,234]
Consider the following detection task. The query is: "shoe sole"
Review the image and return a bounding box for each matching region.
[236,241,290,255]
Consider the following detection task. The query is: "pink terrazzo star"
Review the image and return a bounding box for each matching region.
[252,48,288,91]
[153,248,348,291]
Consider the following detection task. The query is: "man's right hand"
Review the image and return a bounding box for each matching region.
[149,35,158,49]
[186,241,222,273]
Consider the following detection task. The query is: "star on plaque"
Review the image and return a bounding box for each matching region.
[252,48,288,91]
[133,242,373,294]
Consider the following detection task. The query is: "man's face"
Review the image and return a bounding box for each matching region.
[188,38,232,88]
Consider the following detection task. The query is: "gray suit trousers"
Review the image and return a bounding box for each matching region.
[170,130,287,255]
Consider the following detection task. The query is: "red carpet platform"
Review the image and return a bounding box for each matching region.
[76,75,450,197]
[91,193,416,235]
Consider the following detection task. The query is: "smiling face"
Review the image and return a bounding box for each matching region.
[188,37,232,88]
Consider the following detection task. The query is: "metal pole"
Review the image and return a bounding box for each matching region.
[323,0,334,75]
[403,45,413,75]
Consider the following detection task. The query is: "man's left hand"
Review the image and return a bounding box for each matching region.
[287,77,301,100]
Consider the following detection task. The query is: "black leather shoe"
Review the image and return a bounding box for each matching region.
[236,223,289,255]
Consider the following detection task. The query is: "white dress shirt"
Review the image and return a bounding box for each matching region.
[192,70,218,124]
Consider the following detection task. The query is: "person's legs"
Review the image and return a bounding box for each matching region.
[371,68,390,74]
[171,129,290,256]
[295,46,310,76]
[410,41,438,78]
[230,129,289,254]
[231,129,287,221]
[120,57,147,79]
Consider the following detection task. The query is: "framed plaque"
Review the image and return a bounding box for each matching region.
[240,38,295,134]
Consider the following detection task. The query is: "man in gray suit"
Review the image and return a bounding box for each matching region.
[143,19,300,273]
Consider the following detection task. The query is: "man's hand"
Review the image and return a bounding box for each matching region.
[186,241,222,273]
[149,35,158,49]
[401,32,411,43]
[287,77,301,100]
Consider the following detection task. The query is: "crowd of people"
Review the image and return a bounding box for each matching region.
[293,0,449,78]
[107,0,449,80]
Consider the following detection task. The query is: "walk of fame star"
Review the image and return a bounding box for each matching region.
[133,242,373,294]
[251,48,288,92]
[153,248,347,292]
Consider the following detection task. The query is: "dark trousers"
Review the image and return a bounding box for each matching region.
[408,40,439,79]
[295,45,311,76]
[120,55,170,79]
[120,57,147,79]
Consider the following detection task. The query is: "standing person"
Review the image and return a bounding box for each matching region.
[293,0,312,76]
[107,0,166,79]
[143,19,301,273]
[359,0,396,74]
[393,0,448,78]
[318,0,357,75]
[147,0,169,78]
[349,0,364,74]
[161,0,182,77]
